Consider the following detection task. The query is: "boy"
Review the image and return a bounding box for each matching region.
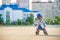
[34,14,48,35]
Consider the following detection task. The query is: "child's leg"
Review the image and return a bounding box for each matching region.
[43,28,48,35]
[36,28,39,35]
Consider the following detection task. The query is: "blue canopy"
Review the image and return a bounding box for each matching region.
[0,4,39,12]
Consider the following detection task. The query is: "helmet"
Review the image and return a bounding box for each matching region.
[37,13,42,18]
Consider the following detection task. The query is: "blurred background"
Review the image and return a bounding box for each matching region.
[0,0,60,25]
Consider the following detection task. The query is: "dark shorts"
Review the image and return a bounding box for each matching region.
[38,25,43,30]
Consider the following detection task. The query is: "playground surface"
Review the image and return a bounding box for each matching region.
[0,26,60,40]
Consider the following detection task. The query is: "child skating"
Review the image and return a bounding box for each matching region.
[34,13,48,35]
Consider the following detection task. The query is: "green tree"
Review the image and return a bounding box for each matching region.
[25,14,34,25]
[45,18,52,25]
[6,18,10,25]
[0,14,3,24]
[17,19,22,25]
[54,16,60,24]
[45,16,60,25]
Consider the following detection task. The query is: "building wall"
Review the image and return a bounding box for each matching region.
[32,2,53,19]
[11,10,23,22]
[17,0,29,9]
[4,7,12,23]
[2,0,11,5]
[55,0,60,16]
[0,7,30,23]
[32,0,60,19]
[4,7,26,23]
[0,0,2,5]
[32,0,41,2]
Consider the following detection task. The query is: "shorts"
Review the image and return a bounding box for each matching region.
[38,25,43,30]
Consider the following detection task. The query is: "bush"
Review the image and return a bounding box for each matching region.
[45,16,60,25]
[45,18,52,25]
[6,18,10,25]
[0,14,4,25]
[17,19,22,25]
[54,16,60,24]
[11,21,17,25]
[25,14,34,25]
[11,19,22,25]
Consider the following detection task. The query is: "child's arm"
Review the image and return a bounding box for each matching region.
[34,20,40,29]
[41,20,46,29]
[43,21,46,27]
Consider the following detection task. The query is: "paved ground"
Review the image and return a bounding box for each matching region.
[0,26,60,40]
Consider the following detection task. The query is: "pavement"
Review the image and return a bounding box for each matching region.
[0,26,60,40]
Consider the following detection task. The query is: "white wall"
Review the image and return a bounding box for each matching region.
[4,7,12,23]
[32,0,54,2]
[11,10,23,22]
[0,7,32,23]
[4,7,24,23]
[17,0,29,9]
[0,0,2,5]
[11,0,16,3]
[29,0,32,10]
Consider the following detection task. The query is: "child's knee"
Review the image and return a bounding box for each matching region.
[43,28,45,30]
[36,29,39,32]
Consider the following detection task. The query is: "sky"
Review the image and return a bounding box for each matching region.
[0,0,54,5]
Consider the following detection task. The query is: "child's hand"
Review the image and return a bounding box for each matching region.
[35,24,37,26]
[44,27,46,29]
[36,26,38,29]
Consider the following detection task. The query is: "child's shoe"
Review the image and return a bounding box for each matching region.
[35,31,39,35]
[44,31,48,35]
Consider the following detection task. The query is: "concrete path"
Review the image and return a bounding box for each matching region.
[0,26,60,40]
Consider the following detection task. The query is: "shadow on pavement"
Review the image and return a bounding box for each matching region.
[39,35,60,37]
